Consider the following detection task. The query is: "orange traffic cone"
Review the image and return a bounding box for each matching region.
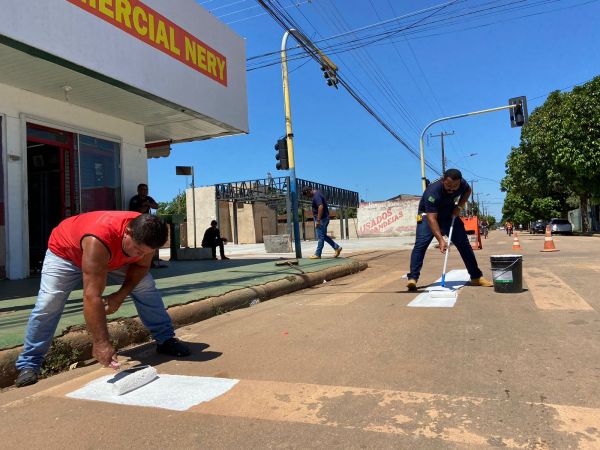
[512,232,522,250]
[541,225,559,252]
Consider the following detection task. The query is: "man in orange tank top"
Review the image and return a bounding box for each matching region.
[14,211,190,387]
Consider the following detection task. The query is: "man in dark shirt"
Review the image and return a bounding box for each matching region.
[302,187,342,259]
[202,220,229,260]
[129,183,164,268]
[129,183,159,214]
[407,169,492,291]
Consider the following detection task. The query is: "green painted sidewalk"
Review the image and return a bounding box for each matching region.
[0,257,350,350]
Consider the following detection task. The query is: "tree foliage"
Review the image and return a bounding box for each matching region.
[502,76,600,231]
[157,192,186,217]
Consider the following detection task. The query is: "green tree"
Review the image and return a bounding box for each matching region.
[157,192,186,217]
[502,76,600,231]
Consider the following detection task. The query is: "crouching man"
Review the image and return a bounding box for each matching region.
[15,211,190,387]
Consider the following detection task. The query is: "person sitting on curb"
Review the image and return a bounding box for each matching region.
[406,169,493,291]
[14,211,190,388]
[302,186,342,259]
[202,220,229,260]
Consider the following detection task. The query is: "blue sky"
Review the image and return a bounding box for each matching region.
[149,0,600,220]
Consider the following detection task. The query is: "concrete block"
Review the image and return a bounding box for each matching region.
[263,234,292,253]
[176,247,214,260]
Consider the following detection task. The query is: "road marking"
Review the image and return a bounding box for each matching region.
[22,372,600,448]
[407,269,469,308]
[191,379,600,449]
[523,268,594,311]
[303,270,404,306]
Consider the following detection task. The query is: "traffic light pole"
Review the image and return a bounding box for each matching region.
[419,104,516,192]
[281,30,302,258]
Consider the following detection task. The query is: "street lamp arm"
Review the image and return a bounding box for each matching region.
[419,104,517,192]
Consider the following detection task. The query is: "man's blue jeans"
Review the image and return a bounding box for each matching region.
[407,215,483,281]
[16,250,175,371]
[315,218,340,257]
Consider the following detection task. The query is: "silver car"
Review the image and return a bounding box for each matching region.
[549,218,572,235]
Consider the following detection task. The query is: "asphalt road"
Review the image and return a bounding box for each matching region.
[2,230,599,449]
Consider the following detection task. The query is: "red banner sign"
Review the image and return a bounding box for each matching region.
[67,0,227,86]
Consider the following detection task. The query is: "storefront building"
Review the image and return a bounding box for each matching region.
[0,0,248,279]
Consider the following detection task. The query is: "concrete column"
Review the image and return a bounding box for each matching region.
[339,208,344,240]
[5,115,28,279]
[345,208,350,240]
[232,201,238,244]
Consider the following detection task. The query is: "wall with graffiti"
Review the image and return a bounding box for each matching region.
[357,198,419,237]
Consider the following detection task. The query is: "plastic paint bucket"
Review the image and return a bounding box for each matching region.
[490,255,523,293]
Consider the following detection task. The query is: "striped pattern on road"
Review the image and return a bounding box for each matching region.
[24,369,600,448]
[191,379,599,449]
[523,267,594,311]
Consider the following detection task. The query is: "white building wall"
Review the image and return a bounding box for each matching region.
[0,83,147,279]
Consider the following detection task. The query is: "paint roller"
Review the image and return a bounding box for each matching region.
[111,365,158,396]
[427,214,459,300]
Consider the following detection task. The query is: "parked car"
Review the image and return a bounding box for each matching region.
[529,220,547,234]
[549,218,573,235]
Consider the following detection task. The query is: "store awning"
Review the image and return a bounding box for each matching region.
[0,41,244,145]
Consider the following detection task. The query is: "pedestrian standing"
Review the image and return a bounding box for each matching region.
[406,169,493,291]
[302,186,342,259]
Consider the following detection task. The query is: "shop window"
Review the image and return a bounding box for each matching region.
[78,135,121,212]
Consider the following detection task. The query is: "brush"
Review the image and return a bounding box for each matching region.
[111,365,158,396]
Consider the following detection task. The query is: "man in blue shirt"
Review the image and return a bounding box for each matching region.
[407,169,492,291]
[302,187,342,259]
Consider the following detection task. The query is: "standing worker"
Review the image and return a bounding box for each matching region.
[14,211,190,387]
[302,186,342,259]
[406,169,493,291]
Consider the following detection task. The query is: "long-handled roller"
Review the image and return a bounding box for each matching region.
[424,215,459,300]
[440,215,457,288]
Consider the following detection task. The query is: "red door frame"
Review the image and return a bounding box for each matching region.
[26,123,76,219]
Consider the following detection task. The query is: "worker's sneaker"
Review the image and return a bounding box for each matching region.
[470,277,493,287]
[221,256,230,260]
[309,255,321,259]
[15,368,39,387]
[334,247,343,258]
[407,279,418,291]
[157,338,191,357]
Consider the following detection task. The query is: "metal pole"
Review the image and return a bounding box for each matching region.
[281,30,302,258]
[440,133,446,174]
[192,167,197,248]
[419,105,516,192]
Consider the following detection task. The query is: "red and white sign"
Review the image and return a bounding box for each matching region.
[357,199,419,237]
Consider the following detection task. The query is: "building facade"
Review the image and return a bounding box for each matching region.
[1,0,247,278]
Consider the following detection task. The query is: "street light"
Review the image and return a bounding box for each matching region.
[175,166,196,248]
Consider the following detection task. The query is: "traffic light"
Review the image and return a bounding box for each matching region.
[321,65,338,89]
[508,96,528,128]
[275,137,289,170]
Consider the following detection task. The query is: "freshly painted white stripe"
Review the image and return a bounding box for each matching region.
[66,374,239,411]
[407,269,469,308]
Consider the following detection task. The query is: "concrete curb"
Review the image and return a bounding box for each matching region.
[0,260,367,388]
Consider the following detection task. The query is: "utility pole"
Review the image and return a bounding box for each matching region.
[429,131,454,174]
[470,179,478,216]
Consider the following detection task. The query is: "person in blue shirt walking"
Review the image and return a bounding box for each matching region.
[406,169,493,291]
[303,186,342,259]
